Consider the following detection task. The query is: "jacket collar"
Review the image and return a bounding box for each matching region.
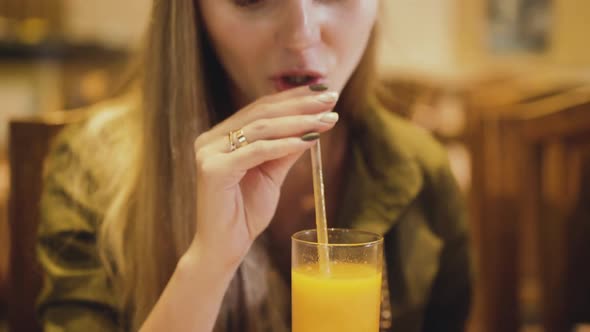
[336,100,424,235]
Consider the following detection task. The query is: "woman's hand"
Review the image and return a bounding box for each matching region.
[191,85,339,267]
[142,86,338,332]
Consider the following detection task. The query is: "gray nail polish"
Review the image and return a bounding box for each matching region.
[309,84,328,92]
[301,132,320,142]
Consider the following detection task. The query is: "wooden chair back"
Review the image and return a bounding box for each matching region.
[469,85,590,332]
[7,111,86,332]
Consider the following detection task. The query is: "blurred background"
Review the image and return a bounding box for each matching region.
[0,0,589,331]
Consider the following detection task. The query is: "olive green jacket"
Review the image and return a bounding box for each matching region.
[36,99,472,332]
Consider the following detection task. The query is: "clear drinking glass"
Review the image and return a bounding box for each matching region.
[291,228,384,332]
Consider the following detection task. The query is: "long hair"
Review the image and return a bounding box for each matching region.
[98,0,384,330]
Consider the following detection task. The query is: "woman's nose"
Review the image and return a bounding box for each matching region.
[278,1,321,53]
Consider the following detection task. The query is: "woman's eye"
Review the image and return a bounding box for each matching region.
[233,0,264,8]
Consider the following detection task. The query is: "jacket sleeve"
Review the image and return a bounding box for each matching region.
[36,128,123,332]
[421,159,473,332]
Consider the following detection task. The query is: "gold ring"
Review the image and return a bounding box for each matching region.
[228,129,248,152]
[228,131,237,152]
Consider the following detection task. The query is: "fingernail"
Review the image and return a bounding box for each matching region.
[317,91,339,104]
[319,112,339,123]
[301,132,320,142]
[309,84,328,92]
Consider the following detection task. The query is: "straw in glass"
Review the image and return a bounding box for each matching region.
[310,140,330,273]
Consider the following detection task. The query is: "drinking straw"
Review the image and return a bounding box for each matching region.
[310,140,330,273]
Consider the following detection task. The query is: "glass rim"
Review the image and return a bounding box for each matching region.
[291,228,383,247]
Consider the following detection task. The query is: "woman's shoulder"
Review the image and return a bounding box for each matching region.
[366,102,450,175]
[344,102,461,236]
[36,97,137,326]
[52,93,138,158]
[44,94,139,212]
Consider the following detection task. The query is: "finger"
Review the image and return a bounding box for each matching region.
[217,84,334,134]
[216,136,319,184]
[201,91,339,149]
[258,149,307,186]
[257,83,331,104]
[207,112,339,153]
[247,90,339,120]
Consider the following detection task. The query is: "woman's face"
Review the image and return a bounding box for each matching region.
[198,0,379,107]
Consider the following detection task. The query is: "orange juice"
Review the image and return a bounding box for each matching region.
[292,262,382,332]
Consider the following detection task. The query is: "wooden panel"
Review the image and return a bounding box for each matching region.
[0,157,8,315]
[521,115,590,332]
[7,111,85,332]
[563,150,590,325]
[468,83,590,332]
[468,111,524,332]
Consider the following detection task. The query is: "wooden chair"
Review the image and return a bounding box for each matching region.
[469,84,590,332]
[0,157,9,323]
[7,111,87,332]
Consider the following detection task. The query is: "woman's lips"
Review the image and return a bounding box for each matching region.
[272,76,324,92]
[270,70,326,92]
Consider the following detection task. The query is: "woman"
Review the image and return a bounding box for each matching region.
[36,0,472,331]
